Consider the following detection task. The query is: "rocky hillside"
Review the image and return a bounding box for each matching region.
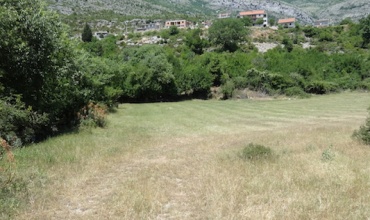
[47,0,369,23]
[279,0,370,21]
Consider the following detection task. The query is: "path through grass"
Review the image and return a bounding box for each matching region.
[3,92,370,219]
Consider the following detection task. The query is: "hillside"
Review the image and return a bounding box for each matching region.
[281,0,370,21]
[47,0,370,23]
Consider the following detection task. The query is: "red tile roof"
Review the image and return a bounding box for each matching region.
[239,10,265,16]
[278,18,296,24]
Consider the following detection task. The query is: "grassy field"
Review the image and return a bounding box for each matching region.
[2,92,370,219]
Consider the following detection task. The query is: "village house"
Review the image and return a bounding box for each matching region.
[238,10,268,27]
[278,18,296,28]
[136,21,163,32]
[314,19,331,27]
[218,13,231,19]
[165,20,192,29]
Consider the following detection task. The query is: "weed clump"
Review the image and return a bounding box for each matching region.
[239,143,273,161]
[321,146,335,162]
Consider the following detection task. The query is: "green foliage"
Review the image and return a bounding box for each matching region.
[221,80,235,99]
[169,25,179,35]
[353,108,370,145]
[0,0,120,144]
[121,45,176,100]
[159,29,170,39]
[185,28,207,54]
[79,35,120,58]
[78,102,107,129]
[318,30,334,42]
[359,15,370,47]
[340,17,354,25]
[241,16,253,27]
[0,0,89,138]
[268,18,275,26]
[174,56,214,97]
[284,86,309,98]
[0,97,48,146]
[81,23,93,42]
[255,18,264,25]
[208,18,248,52]
[305,81,338,94]
[282,37,294,52]
[239,143,273,161]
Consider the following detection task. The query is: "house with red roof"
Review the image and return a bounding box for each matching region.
[238,10,268,27]
[278,18,296,28]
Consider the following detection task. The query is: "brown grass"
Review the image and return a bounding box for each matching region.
[9,92,370,219]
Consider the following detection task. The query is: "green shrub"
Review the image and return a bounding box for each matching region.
[353,108,370,145]
[0,97,49,146]
[239,143,273,161]
[305,81,339,94]
[359,78,370,90]
[221,80,235,99]
[78,102,107,129]
[285,86,309,98]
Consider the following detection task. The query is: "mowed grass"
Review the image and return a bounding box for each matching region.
[3,92,370,219]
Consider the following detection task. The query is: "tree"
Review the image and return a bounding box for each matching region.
[0,0,90,141]
[169,25,179,35]
[185,28,207,54]
[208,18,248,52]
[82,23,93,42]
[268,18,275,27]
[255,18,264,26]
[122,45,177,100]
[359,15,370,47]
[282,37,293,52]
[241,16,253,27]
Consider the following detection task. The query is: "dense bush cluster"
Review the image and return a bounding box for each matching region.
[0,0,116,146]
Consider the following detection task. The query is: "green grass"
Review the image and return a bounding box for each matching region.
[2,92,370,219]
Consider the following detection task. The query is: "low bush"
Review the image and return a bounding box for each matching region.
[221,80,235,99]
[285,86,309,98]
[305,81,339,94]
[239,143,273,161]
[0,97,49,147]
[78,102,108,129]
[353,108,370,145]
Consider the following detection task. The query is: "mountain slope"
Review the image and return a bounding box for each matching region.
[280,0,370,21]
[47,0,370,23]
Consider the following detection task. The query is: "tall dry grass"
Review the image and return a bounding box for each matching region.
[3,92,370,219]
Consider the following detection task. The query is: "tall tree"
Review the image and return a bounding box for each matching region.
[208,18,248,52]
[82,23,93,42]
[359,15,370,47]
[0,0,88,137]
[185,28,207,55]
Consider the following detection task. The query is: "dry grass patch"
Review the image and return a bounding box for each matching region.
[4,92,370,219]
